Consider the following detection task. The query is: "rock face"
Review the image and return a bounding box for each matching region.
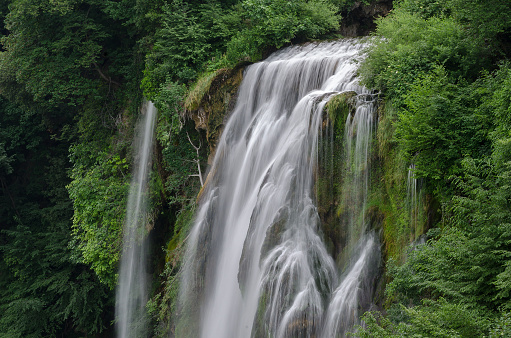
[340,0,393,37]
[316,91,357,258]
[185,63,247,164]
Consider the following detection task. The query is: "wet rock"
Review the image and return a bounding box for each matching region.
[185,63,248,164]
[340,0,393,37]
[315,91,357,259]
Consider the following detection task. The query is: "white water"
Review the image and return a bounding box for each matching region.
[116,101,157,338]
[407,164,424,241]
[180,40,380,338]
[321,84,380,338]
[321,233,379,337]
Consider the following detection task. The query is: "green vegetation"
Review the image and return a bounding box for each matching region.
[4,0,510,335]
[354,0,511,336]
[223,0,339,63]
[142,0,343,98]
[0,0,355,335]
[318,91,357,258]
[0,96,111,336]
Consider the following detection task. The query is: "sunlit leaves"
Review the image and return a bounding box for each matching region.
[359,8,482,101]
[226,0,339,63]
[68,150,130,288]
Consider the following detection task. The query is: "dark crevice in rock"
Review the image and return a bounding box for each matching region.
[340,0,393,37]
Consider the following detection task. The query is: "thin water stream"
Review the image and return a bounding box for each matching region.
[407,164,424,241]
[116,101,157,338]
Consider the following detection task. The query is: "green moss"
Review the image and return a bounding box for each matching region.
[368,100,429,262]
[325,90,357,127]
[203,65,245,156]
[166,203,196,258]
[146,202,197,337]
[184,70,222,112]
[184,63,246,163]
[372,102,408,260]
[252,289,269,337]
[319,95,431,265]
[316,91,357,259]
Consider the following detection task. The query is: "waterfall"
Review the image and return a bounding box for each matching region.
[321,93,380,337]
[407,164,424,241]
[116,101,157,338]
[180,40,380,338]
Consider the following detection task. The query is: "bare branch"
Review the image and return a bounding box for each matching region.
[186,131,204,187]
[186,131,201,151]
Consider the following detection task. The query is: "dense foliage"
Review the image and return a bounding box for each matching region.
[142,0,342,97]
[0,0,349,335]
[3,0,510,335]
[0,97,111,336]
[356,0,511,336]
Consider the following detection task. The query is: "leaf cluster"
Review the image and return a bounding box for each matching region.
[142,0,343,97]
[394,67,491,184]
[359,9,483,102]
[356,156,511,336]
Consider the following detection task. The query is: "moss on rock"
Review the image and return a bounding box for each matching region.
[184,63,248,164]
[318,93,433,265]
[316,91,357,259]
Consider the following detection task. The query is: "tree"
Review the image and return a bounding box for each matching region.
[0,97,113,336]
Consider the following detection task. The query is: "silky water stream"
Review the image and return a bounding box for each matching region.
[116,101,157,338]
[180,39,381,338]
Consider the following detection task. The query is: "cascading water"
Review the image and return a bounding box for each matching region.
[322,94,380,337]
[180,39,380,338]
[116,101,157,338]
[407,164,424,241]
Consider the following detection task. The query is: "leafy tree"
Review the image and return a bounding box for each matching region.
[68,150,131,288]
[395,0,511,48]
[358,1,511,335]
[67,83,141,288]
[225,0,339,63]
[0,97,112,336]
[356,300,491,337]
[395,66,491,183]
[143,0,215,91]
[103,0,164,34]
[355,156,511,337]
[0,0,107,107]
[0,0,9,38]
[447,0,511,47]
[394,0,451,19]
[485,64,511,146]
[0,0,145,109]
[359,8,483,102]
